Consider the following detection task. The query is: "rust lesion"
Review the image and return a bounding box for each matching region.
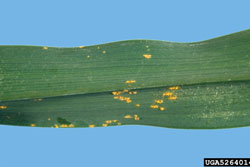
[124,115,132,119]
[150,105,159,109]
[125,80,136,84]
[0,105,7,109]
[89,124,95,128]
[155,99,163,104]
[169,86,180,90]
[168,96,177,100]
[143,54,152,59]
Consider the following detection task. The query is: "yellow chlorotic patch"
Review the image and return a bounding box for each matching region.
[106,120,112,124]
[117,122,121,125]
[48,118,51,121]
[146,45,149,48]
[112,91,121,95]
[60,124,75,128]
[124,115,132,119]
[89,124,95,128]
[114,96,132,103]
[134,117,140,120]
[112,89,133,103]
[125,80,136,84]
[155,99,163,104]
[59,124,68,128]
[102,50,106,54]
[163,92,173,96]
[43,46,48,50]
[54,124,59,128]
[79,46,85,48]
[102,124,108,127]
[87,55,90,58]
[30,124,36,127]
[132,91,137,94]
[169,86,180,90]
[136,104,140,107]
[150,105,159,109]
[134,114,140,120]
[34,98,43,102]
[68,124,75,128]
[160,107,165,111]
[0,106,7,109]
[123,89,129,92]
[143,54,152,59]
[126,99,132,103]
[168,96,177,100]
[113,120,118,123]
[113,96,119,99]
[97,46,100,49]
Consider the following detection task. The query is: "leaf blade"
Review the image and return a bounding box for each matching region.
[0,29,250,129]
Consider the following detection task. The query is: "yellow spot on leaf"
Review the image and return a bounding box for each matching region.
[169,86,180,90]
[168,96,177,100]
[102,123,108,127]
[102,50,106,54]
[48,118,51,121]
[97,46,100,49]
[112,91,121,95]
[43,47,48,50]
[79,46,85,48]
[59,124,75,128]
[89,124,95,128]
[118,122,121,125]
[54,124,59,128]
[162,92,173,96]
[155,99,163,104]
[30,123,36,127]
[106,120,112,124]
[87,55,90,58]
[123,89,129,92]
[113,120,118,123]
[125,80,136,84]
[60,124,68,128]
[126,99,132,103]
[113,96,119,99]
[134,117,140,120]
[143,54,152,59]
[68,124,75,128]
[0,106,7,109]
[124,115,132,119]
[146,45,149,48]
[134,114,140,120]
[136,104,140,107]
[114,96,132,103]
[150,105,159,109]
[160,107,165,111]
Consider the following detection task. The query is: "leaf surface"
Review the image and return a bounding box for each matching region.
[0,30,250,129]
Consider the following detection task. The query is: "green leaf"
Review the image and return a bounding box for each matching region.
[0,29,250,129]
